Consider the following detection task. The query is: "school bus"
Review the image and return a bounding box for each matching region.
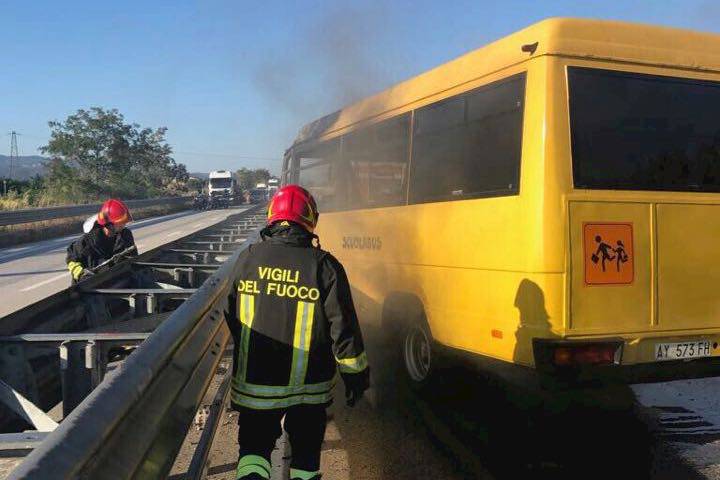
[282,18,720,391]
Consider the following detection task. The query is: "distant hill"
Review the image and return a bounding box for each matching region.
[0,155,48,180]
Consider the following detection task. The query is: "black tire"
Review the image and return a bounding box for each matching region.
[401,317,437,390]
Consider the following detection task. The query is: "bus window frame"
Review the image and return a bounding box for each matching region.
[295,138,346,212]
[341,113,412,211]
[408,72,527,205]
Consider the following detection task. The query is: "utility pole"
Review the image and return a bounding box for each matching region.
[4,131,20,195]
[9,131,19,181]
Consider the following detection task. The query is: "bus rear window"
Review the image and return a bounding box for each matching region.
[569,67,720,192]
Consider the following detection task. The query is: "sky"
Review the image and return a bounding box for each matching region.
[2,0,720,175]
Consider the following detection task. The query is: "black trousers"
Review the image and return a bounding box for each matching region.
[237,404,327,472]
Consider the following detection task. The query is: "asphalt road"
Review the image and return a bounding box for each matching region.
[633,378,720,479]
[0,206,251,318]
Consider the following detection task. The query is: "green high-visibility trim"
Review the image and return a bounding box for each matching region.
[290,467,320,480]
[236,465,270,479]
[231,390,333,410]
[236,455,270,479]
[232,378,335,398]
[336,351,368,374]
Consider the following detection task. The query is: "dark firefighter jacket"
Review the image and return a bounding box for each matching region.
[225,223,368,410]
[66,223,136,281]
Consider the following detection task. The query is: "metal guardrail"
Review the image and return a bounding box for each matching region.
[7,210,262,480]
[0,196,191,227]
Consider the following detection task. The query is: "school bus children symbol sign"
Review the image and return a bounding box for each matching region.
[583,223,634,285]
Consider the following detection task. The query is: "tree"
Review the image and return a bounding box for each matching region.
[253,168,271,186]
[236,167,272,190]
[40,107,188,200]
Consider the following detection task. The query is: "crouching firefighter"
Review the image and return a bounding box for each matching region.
[225,185,370,480]
[66,198,137,283]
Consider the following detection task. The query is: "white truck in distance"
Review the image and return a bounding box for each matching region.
[208,170,235,197]
[267,177,279,198]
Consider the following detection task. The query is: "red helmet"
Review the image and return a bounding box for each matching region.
[97,199,132,227]
[267,185,319,231]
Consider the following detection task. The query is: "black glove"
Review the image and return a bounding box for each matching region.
[78,269,95,281]
[341,368,370,407]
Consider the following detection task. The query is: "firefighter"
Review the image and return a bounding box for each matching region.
[66,198,137,283]
[225,185,369,480]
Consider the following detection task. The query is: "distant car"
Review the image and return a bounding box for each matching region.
[209,191,230,209]
[193,194,208,210]
[249,188,268,204]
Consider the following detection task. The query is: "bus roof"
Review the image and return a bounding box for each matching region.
[292,18,720,148]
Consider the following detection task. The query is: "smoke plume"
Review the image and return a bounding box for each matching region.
[251,2,397,139]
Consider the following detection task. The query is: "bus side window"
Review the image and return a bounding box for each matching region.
[409,74,525,204]
[297,139,347,212]
[344,114,410,209]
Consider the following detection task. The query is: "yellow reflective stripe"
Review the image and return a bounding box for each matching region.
[232,379,334,398]
[67,261,84,280]
[237,455,270,479]
[289,301,315,386]
[237,293,255,382]
[230,390,332,410]
[336,351,368,374]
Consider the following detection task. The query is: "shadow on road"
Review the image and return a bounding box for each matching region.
[328,329,705,480]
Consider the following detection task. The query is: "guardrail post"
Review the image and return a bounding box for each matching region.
[173,267,195,288]
[129,294,138,317]
[146,293,157,315]
[60,340,106,417]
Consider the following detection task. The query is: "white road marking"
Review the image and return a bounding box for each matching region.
[165,230,184,237]
[193,223,203,228]
[4,246,31,253]
[20,273,68,291]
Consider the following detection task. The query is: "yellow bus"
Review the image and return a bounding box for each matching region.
[282,18,720,392]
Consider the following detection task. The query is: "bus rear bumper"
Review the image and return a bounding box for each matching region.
[532,337,720,386]
[437,340,720,395]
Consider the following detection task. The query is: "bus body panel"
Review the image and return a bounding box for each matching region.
[567,200,720,338]
[568,201,652,333]
[657,203,720,331]
[316,202,566,368]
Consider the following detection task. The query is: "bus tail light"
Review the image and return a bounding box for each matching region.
[534,340,623,369]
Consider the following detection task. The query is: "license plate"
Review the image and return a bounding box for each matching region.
[655,340,711,361]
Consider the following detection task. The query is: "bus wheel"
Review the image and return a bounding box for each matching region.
[403,321,434,387]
